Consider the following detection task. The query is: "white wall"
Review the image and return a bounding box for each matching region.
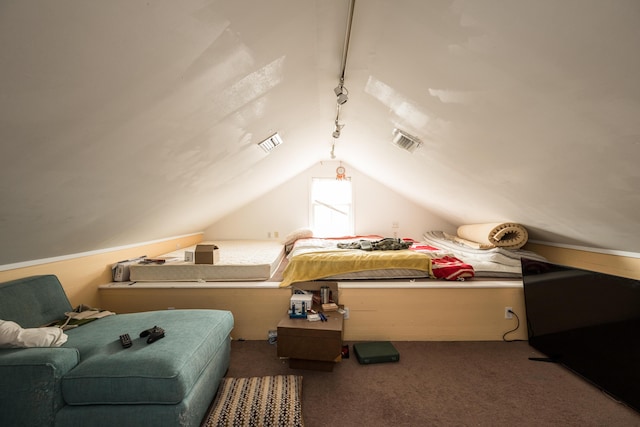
[203,161,455,241]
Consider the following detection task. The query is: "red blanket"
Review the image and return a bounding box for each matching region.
[410,244,475,280]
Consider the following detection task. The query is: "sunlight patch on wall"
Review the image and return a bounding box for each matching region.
[364,76,455,150]
[209,56,285,123]
[364,76,429,129]
[428,88,470,104]
[182,27,256,89]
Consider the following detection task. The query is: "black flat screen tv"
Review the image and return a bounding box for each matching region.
[521,258,640,413]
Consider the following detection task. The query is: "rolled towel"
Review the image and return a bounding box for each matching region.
[456,223,528,249]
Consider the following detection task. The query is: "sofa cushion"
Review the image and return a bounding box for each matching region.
[61,309,233,405]
[0,275,73,328]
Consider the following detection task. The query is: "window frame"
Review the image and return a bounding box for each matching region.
[309,176,355,237]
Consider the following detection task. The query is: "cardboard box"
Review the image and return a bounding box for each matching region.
[277,314,344,371]
[195,244,219,264]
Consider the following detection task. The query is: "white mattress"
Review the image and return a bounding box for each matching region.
[421,231,547,277]
[129,240,285,282]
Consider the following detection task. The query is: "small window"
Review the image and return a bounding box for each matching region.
[310,177,353,237]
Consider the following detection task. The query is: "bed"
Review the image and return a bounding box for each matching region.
[279,236,475,288]
[128,240,286,282]
[101,235,531,341]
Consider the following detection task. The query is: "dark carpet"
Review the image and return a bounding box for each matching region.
[224,340,640,427]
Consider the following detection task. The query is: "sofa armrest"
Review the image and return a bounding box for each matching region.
[0,347,79,426]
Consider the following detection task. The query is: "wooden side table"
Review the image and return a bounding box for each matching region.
[277,312,344,371]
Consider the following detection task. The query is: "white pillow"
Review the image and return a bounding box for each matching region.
[281,228,313,246]
[0,320,68,348]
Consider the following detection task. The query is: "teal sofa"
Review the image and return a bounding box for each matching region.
[0,275,234,427]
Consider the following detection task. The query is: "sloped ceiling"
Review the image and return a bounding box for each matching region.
[1,0,639,265]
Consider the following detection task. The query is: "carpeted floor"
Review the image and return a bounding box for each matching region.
[222,339,640,427]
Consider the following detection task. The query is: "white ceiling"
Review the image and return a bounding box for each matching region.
[1,0,639,265]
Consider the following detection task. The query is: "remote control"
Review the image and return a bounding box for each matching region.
[119,333,132,348]
[140,325,165,344]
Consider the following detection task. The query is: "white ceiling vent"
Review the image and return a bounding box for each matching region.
[257,132,283,153]
[392,129,422,153]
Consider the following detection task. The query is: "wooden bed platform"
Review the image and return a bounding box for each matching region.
[99,278,526,341]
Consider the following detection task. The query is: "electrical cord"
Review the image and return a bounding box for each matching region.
[502,309,525,342]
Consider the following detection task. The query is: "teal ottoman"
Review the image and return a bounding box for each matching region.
[56,309,233,426]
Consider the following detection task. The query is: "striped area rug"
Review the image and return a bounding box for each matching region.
[202,375,304,427]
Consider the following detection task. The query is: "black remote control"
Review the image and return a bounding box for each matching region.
[119,333,132,348]
[140,325,165,344]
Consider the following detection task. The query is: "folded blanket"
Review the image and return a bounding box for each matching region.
[456,223,528,249]
[43,304,116,330]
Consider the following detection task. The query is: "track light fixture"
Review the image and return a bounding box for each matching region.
[329,0,355,157]
[333,118,344,139]
[334,81,349,105]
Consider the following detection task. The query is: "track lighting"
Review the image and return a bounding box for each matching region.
[333,120,344,139]
[334,84,349,105]
[329,0,355,158]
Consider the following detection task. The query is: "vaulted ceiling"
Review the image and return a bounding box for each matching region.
[1,0,639,265]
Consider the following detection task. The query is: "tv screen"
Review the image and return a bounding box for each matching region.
[521,258,640,413]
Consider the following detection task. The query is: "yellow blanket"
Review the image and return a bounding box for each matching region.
[279,250,432,288]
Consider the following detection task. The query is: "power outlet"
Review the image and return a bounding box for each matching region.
[343,307,350,320]
[505,307,513,319]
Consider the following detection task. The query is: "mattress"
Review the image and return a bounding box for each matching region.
[279,237,475,287]
[456,222,528,249]
[129,240,285,282]
[315,268,430,281]
[422,231,546,278]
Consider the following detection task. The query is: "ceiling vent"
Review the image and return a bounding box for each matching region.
[257,133,283,153]
[392,129,422,153]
